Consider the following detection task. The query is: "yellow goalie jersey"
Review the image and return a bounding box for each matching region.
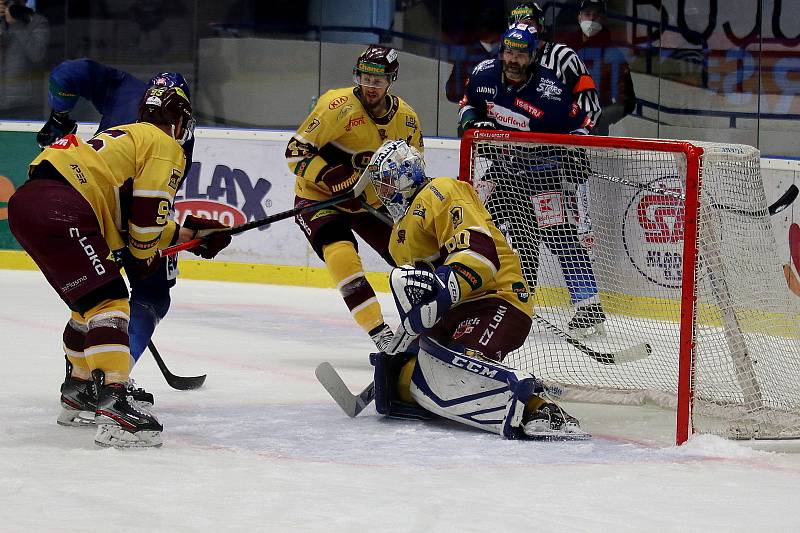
[29,122,185,260]
[389,177,533,317]
[286,86,424,207]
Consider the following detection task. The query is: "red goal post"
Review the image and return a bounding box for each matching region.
[459,129,800,445]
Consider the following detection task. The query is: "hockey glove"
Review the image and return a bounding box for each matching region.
[182,215,232,259]
[316,164,363,209]
[124,254,162,281]
[458,119,496,137]
[390,265,461,335]
[37,111,78,149]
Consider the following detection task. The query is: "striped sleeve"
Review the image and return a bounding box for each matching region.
[541,43,602,129]
[129,160,180,260]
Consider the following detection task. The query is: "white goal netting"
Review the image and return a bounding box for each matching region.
[463,133,800,441]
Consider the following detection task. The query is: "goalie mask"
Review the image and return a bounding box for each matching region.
[367,139,427,222]
[137,85,193,145]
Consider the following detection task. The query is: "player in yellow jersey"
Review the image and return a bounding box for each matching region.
[365,140,588,440]
[8,86,231,448]
[285,45,424,352]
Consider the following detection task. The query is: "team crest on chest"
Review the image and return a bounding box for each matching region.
[537,79,563,100]
[396,229,406,243]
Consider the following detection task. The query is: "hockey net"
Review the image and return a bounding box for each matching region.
[459,130,800,444]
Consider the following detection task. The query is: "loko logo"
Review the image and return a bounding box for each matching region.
[176,163,272,230]
[174,199,246,227]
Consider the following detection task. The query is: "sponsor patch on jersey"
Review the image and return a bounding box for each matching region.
[412,205,426,219]
[512,281,530,303]
[450,262,482,290]
[49,134,79,149]
[486,102,530,130]
[473,59,494,74]
[396,229,406,244]
[476,86,496,96]
[304,118,320,133]
[452,317,480,340]
[328,96,348,109]
[69,164,87,184]
[450,206,463,228]
[514,97,543,118]
[405,116,417,129]
[536,79,563,100]
[531,191,566,227]
[429,185,445,201]
[310,208,340,221]
[345,116,366,131]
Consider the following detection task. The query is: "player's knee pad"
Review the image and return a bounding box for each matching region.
[370,351,433,420]
[409,336,540,439]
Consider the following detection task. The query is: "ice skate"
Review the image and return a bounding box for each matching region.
[567,303,606,339]
[521,399,590,441]
[58,376,97,427]
[93,371,163,448]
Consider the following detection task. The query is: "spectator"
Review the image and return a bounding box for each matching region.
[562,0,636,135]
[0,0,49,119]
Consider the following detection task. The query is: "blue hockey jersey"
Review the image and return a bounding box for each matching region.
[459,42,601,134]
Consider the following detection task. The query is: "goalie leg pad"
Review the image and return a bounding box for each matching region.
[370,351,433,420]
[409,336,540,438]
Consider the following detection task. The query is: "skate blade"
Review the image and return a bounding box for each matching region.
[94,424,163,448]
[57,408,96,427]
[523,428,592,441]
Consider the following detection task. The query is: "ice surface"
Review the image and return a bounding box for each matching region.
[2,269,799,532]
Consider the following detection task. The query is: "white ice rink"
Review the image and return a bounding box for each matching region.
[2,269,800,532]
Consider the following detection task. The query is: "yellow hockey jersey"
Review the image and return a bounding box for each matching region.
[29,122,185,261]
[389,177,533,317]
[285,86,423,208]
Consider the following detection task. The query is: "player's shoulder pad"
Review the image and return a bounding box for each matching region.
[315,87,358,121]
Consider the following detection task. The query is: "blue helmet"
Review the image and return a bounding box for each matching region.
[500,23,539,56]
[148,72,191,101]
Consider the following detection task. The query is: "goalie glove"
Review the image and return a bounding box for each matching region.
[390,265,461,335]
[182,215,232,259]
[37,111,78,150]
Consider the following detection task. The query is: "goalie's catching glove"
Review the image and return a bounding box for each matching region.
[390,265,461,335]
[182,215,232,259]
[37,111,78,149]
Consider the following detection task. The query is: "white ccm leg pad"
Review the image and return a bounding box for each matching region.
[409,336,539,439]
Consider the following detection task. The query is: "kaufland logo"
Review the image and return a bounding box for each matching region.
[174,162,272,229]
[622,176,686,289]
[486,102,530,130]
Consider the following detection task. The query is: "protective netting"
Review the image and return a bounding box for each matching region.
[465,135,800,441]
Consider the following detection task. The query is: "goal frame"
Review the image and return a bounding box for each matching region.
[459,129,705,445]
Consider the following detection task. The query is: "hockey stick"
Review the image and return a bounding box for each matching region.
[593,173,797,217]
[148,340,207,390]
[533,314,651,365]
[315,362,375,417]
[160,170,372,257]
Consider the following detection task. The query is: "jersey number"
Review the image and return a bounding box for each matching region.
[443,230,471,254]
[87,129,128,152]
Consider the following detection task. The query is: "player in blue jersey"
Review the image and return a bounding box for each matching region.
[458,23,607,337]
[35,59,216,425]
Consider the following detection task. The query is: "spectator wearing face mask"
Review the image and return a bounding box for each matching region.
[560,0,635,135]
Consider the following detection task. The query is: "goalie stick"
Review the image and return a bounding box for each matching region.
[315,362,375,417]
[149,341,207,390]
[160,168,372,257]
[533,314,651,365]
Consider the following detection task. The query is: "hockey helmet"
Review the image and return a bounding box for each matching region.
[500,23,539,56]
[137,85,193,145]
[508,2,545,28]
[367,139,427,222]
[353,45,399,88]
[148,72,191,100]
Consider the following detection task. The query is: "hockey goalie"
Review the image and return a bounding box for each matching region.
[364,139,589,440]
